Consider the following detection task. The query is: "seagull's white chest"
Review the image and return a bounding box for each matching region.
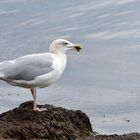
[53,53,67,74]
[50,53,67,81]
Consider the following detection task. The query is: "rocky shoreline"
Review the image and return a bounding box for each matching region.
[0,101,139,140]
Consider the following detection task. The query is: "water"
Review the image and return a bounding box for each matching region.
[0,0,140,134]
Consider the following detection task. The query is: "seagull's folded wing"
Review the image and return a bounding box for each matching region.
[0,53,54,81]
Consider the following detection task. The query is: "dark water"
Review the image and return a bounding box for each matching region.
[0,0,140,134]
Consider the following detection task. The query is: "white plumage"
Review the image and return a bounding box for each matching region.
[0,39,82,111]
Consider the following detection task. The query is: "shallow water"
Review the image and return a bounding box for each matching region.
[0,0,140,134]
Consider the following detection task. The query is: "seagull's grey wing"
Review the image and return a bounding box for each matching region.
[0,53,54,81]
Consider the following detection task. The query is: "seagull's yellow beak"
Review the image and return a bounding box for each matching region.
[68,44,83,52]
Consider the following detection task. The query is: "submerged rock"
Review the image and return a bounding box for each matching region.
[0,101,95,140]
[77,133,140,140]
[0,101,140,140]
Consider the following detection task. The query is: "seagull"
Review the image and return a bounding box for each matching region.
[0,39,82,111]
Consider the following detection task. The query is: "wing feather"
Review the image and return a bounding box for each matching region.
[0,53,54,81]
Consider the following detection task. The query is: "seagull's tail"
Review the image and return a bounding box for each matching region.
[0,61,11,78]
[0,73,5,78]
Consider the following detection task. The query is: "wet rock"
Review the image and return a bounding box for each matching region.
[0,101,95,140]
[77,133,140,140]
[0,101,140,140]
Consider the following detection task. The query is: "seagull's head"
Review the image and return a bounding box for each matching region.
[49,39,82,54]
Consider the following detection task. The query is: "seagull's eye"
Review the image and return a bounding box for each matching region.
[62,42,68,46]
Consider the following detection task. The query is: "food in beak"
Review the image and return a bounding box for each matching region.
[74,45,82,52]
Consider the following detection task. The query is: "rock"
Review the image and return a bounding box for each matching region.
[0,101,140,140]
[77,133,140,140]
[0,101,95,140]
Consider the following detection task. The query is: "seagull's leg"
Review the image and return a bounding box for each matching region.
[31,88,47,111]
[31,88,38,111]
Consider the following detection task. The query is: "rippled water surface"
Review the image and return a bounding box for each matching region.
[0,0,140,134]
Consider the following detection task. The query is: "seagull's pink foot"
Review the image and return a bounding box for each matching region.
[33,107,47,112]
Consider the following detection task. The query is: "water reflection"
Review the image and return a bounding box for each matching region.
[0,0,140,134]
